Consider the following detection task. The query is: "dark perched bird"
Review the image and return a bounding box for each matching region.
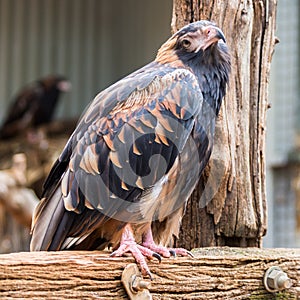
[31,21,230,277]
[0,75,71,139]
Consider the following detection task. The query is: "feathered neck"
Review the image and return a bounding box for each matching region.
[181,43,231,115]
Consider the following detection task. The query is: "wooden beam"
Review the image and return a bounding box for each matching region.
[0,248,299,299]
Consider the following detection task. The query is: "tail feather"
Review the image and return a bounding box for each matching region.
[30,188,65,251]
[30,185,120,251]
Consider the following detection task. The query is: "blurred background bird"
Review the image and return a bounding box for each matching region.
[0,75,71,140]
[30,21,230,278]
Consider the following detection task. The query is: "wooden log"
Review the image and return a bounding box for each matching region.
[0,248,299,299]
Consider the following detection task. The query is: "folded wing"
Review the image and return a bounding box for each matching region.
[31,62,203,251]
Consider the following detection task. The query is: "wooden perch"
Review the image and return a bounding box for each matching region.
[0,247,299,299]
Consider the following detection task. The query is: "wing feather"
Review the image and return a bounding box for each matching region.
[70,66,202,223]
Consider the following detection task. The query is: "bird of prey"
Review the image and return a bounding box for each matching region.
[30,21,231,277]
[0,75,71,139]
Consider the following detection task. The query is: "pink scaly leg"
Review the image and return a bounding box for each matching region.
[110,224,161,278]
[141,224,194,258]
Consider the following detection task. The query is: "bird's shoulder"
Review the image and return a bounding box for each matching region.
[71,62,203,168]
[79,62,201,127]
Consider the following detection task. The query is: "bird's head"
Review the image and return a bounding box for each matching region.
[156,21,230,114]
[156,20,229,69]
[39,75,72,92]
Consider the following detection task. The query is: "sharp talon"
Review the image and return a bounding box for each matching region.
[187,251,195,258]
[152,252,162,263]
[169,250,176,257]
[110,250,117,257]
[147,271,153,281]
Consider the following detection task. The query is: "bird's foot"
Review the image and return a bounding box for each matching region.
[168,247,194,258]
[110,225,160,279]
[142,241,194,258]
[141,226,194,258]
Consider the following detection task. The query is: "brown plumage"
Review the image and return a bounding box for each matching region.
[30,21,231,277]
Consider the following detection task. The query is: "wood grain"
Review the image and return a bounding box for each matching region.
[0,248,299,299]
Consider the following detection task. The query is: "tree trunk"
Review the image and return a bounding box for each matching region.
[0,248,299,299]
[172,0,277,248]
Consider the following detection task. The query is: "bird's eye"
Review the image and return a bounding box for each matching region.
[181,39,191,49]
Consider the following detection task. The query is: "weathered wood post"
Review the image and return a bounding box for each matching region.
[172,0,277,248]
[0,249,299,299]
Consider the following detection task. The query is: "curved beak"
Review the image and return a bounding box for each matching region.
[202,25,226,50]
[57,80,72,92]
[215,28,226,43]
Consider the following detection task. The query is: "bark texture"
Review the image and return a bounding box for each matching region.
[172,0,277,248]
[0,248,299,299]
